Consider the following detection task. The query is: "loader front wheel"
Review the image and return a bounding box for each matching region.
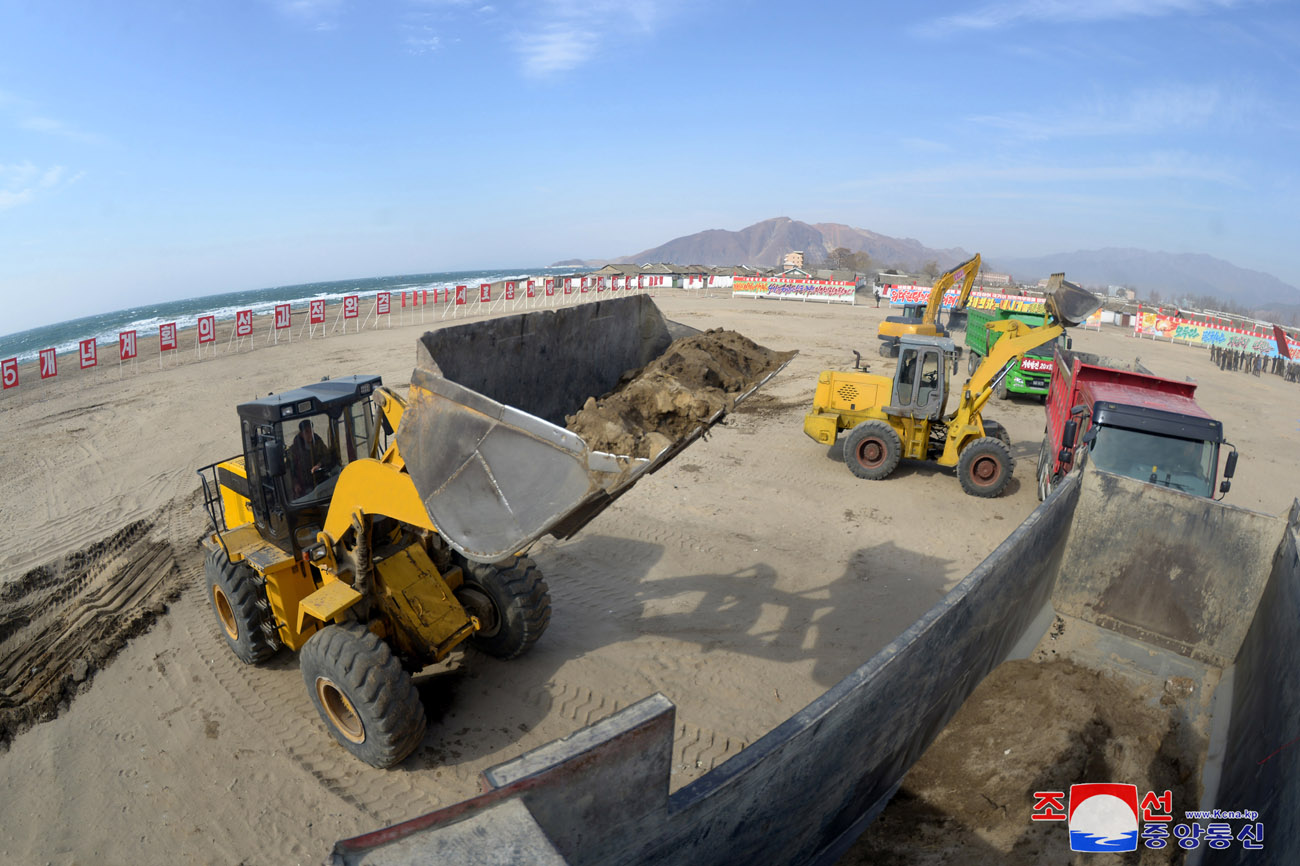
[958,437,1013,498]
[204,546,279,665]
[300,622,426,768]
[456,557,551,660]
[844,420,902,481]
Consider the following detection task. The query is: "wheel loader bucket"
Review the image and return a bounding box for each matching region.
[1043,272,1103,327]
[397,295,790,562]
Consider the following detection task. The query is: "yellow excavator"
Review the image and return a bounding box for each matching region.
[877,253,981,358]
[807,275,1101,497]
[197,296,789,767]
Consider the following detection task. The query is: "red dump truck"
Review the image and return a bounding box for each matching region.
[1036,346,1237,501]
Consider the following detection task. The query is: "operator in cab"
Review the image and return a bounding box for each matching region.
[289,418,335,498]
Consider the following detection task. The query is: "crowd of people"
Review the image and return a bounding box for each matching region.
[1208,344,1300,381]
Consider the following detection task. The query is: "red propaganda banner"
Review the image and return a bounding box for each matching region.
[159,323,177,351]
[564,278,572,294]
[580,278,588,293]
[597,277,605,292]
[479,283,491,303]
[1,357,16,389]
[274,303,291,330]
[80,338,97,369]
[197,315,216,344]
[546,278,555,296]
[527,280,535,298]
[343,295,359,319]
[39,348,57,379]
[456,285,467,305]
[310,299,326,324]
[235,310,253,337]
[421,289,428,305]
[505,281,516,301]
[120,330,139,360]
[376,292,391,315]
[400,292,407,308]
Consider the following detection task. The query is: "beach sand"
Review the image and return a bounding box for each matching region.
[0,291,1295,865]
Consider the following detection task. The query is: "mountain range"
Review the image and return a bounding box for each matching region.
[554,217,1300,312]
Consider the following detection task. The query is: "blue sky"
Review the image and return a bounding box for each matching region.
[2,0,1298,335]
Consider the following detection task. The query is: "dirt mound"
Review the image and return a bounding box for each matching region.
[565,328,795,458]
[0,516,186,750]
[848,659,1199,865]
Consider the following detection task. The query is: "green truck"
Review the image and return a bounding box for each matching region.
[964,306,1061,399]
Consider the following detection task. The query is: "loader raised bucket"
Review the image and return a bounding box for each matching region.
[397,295,791,562]
[1043,272,1102,327]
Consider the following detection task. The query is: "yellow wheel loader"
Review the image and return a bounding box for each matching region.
[806,275,1101,497]
[197,296,790,767]
[877,253,981,358]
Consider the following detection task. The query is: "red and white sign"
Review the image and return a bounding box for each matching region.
[505,281,516,301]
[119,330,138,360]
[310,299,326,324]
[456,285,467,305]
[526,280,536,298]
[479,283,491,302]
[39,348,57,379]
[1,358,16,389]
[343,295,359,319]
[597,277,606,292]
[1021,357,1054,374]
[274,303,291,329]
[80,338,98,369]
[580,278,589,294]
[546,278,555,296]
[235,310,252,337]
[198,315,215,344]
[564,278,573,294]
[376,292,390,315]
[159,323,177,351]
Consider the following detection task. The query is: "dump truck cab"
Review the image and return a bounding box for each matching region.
[230,375,383,558]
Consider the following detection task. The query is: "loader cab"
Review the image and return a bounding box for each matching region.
[236,375,382,556]
[890,336,953,420]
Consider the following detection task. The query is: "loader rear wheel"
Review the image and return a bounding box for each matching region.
[957,437,1013,498]
[844,420,902,481]
[300,622,427,768]
[456,557,551,660]
[204,546,279,665]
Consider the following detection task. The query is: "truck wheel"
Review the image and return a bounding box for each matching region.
[300,622,427,768]
[1035,434,1052,502]
[957,437,1013,498]
[456,557,551,660]
[205,545,279,665]
[844,420,902,481]
[879,342,893,358]
[995,376,1009,400]
[968,353,979,375]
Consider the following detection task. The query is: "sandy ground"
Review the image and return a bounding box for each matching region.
[0,290,1296,865]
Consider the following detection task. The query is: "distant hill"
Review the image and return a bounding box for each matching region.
[993,248,1300,309]
[555,217,973,273]
[553,218,1300,312]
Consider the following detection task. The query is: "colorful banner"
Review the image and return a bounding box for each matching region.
[733,277,856,305]
[882,285,1047,314]
[1134,312,1299,357]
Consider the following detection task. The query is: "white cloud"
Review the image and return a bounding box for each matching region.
[271,0,344,31]
[516,24,596,75]
[512,0,673,76]
[922,0,1249,36]
[0,161,82,211]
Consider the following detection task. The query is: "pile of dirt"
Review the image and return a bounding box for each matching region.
[848,659,1200,865]
[565,328,795,458]
[0,517,186,750]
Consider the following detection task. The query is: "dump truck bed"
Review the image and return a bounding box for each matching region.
[397,295,793,562]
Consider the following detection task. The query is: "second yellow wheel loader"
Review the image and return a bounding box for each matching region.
[806,275,1101,497]
[197,296,790,767]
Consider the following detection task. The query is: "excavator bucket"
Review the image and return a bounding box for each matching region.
[1043,272,1103,327]
[396,295,791,562]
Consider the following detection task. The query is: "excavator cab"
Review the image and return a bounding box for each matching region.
[889,337,953,421]
[232,375,383,557]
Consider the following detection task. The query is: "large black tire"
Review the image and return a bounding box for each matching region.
[957,437,1014,498]
[879,341,894,358]
[843,420,902,481]
[994,375,1009,400]
[981,420,1016,473]
[968,352,979,375]
[300,622,427,768]
[455,557,551,660]
[205,545,279,664]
